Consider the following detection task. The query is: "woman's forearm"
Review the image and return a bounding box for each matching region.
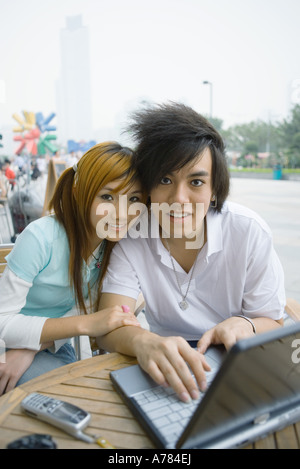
[41,306,142,344]
[40,315,86,343]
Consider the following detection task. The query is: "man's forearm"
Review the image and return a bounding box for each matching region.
[251,317,284,334]
[97,325,150,356]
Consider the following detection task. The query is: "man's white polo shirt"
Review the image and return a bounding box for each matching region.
[102,201,285,341]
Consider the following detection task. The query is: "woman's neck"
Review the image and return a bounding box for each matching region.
[88,237,104,258]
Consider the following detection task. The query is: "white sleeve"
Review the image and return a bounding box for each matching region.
[101,243,141,299]
[0,267,48,350]
[242,229,286,320]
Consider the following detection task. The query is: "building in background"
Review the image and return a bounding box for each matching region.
[56,15,93,145]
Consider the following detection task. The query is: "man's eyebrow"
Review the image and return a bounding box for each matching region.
[166,170,210,178]
[187,170,210,178]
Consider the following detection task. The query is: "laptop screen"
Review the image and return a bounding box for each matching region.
[179,323,300,448]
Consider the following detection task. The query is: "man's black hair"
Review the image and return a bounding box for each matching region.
[128,102,230,212]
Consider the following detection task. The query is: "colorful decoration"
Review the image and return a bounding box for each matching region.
[67,140,96,153]
[36,112,58,155]
[12,111,36,132]
[14,128,40,155]
[38,134,58,155]
[12,110,58,156]
[36,112,56,133]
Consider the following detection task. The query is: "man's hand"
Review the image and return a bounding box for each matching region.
[132,332,211,402]
[197,316,256,354]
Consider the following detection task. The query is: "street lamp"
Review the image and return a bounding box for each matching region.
[203,81,213,118]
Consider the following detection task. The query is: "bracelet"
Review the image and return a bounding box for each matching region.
[235,315,256,334]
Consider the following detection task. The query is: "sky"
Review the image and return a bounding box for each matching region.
[1,0,300,149]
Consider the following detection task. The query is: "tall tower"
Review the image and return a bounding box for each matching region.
[56,15,93,144]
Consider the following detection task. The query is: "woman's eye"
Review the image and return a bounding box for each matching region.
[191,179,203,187]
[100,194,113,201]
[129,196,140,203]
[160,177,171,185]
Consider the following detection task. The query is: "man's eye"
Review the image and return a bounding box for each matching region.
[191,179,203,187]
[160,177,171,185]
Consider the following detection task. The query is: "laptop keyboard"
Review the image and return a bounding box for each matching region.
[132,370,217,445]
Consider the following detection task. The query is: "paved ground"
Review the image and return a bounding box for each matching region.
[1,177,299,303]
[228,178,300,303]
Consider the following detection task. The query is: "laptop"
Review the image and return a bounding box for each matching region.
[110,323,300,449]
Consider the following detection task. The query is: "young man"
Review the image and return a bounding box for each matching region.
[97,103,285,402]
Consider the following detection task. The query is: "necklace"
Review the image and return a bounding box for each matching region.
[164,238,199,311]
[91,240,106,269]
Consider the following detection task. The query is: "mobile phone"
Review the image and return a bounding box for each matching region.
[21,392,93,443]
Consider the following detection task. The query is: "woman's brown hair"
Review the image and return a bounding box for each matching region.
[49,142,141,314]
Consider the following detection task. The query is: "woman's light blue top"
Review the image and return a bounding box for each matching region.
[6,216,101,318]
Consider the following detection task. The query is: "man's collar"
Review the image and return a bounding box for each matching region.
[206,207,223,258]
[151,206,224,270]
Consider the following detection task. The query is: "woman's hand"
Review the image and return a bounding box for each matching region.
[41,305,141,344]
[0,349,37,395]
[83,305,141,337]
[132,332,211,403]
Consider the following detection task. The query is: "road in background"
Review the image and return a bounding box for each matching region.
[229,178,300,303]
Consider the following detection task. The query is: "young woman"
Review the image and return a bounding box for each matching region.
[0,142,145,394]
[97,103,285,403]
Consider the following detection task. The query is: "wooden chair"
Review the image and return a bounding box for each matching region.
[285,298,300,323]
[0,186,14,243]
[0,243,14,276]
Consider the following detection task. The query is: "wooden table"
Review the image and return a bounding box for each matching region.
[0,352,299,450]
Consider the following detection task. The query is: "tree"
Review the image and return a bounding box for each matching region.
[204,105,300,169]
[207,116,224,133]
[277,105,300,167]
[224,120,280,154]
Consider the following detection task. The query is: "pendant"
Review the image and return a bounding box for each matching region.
[96,261,101,269]
[179,300,189,310]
